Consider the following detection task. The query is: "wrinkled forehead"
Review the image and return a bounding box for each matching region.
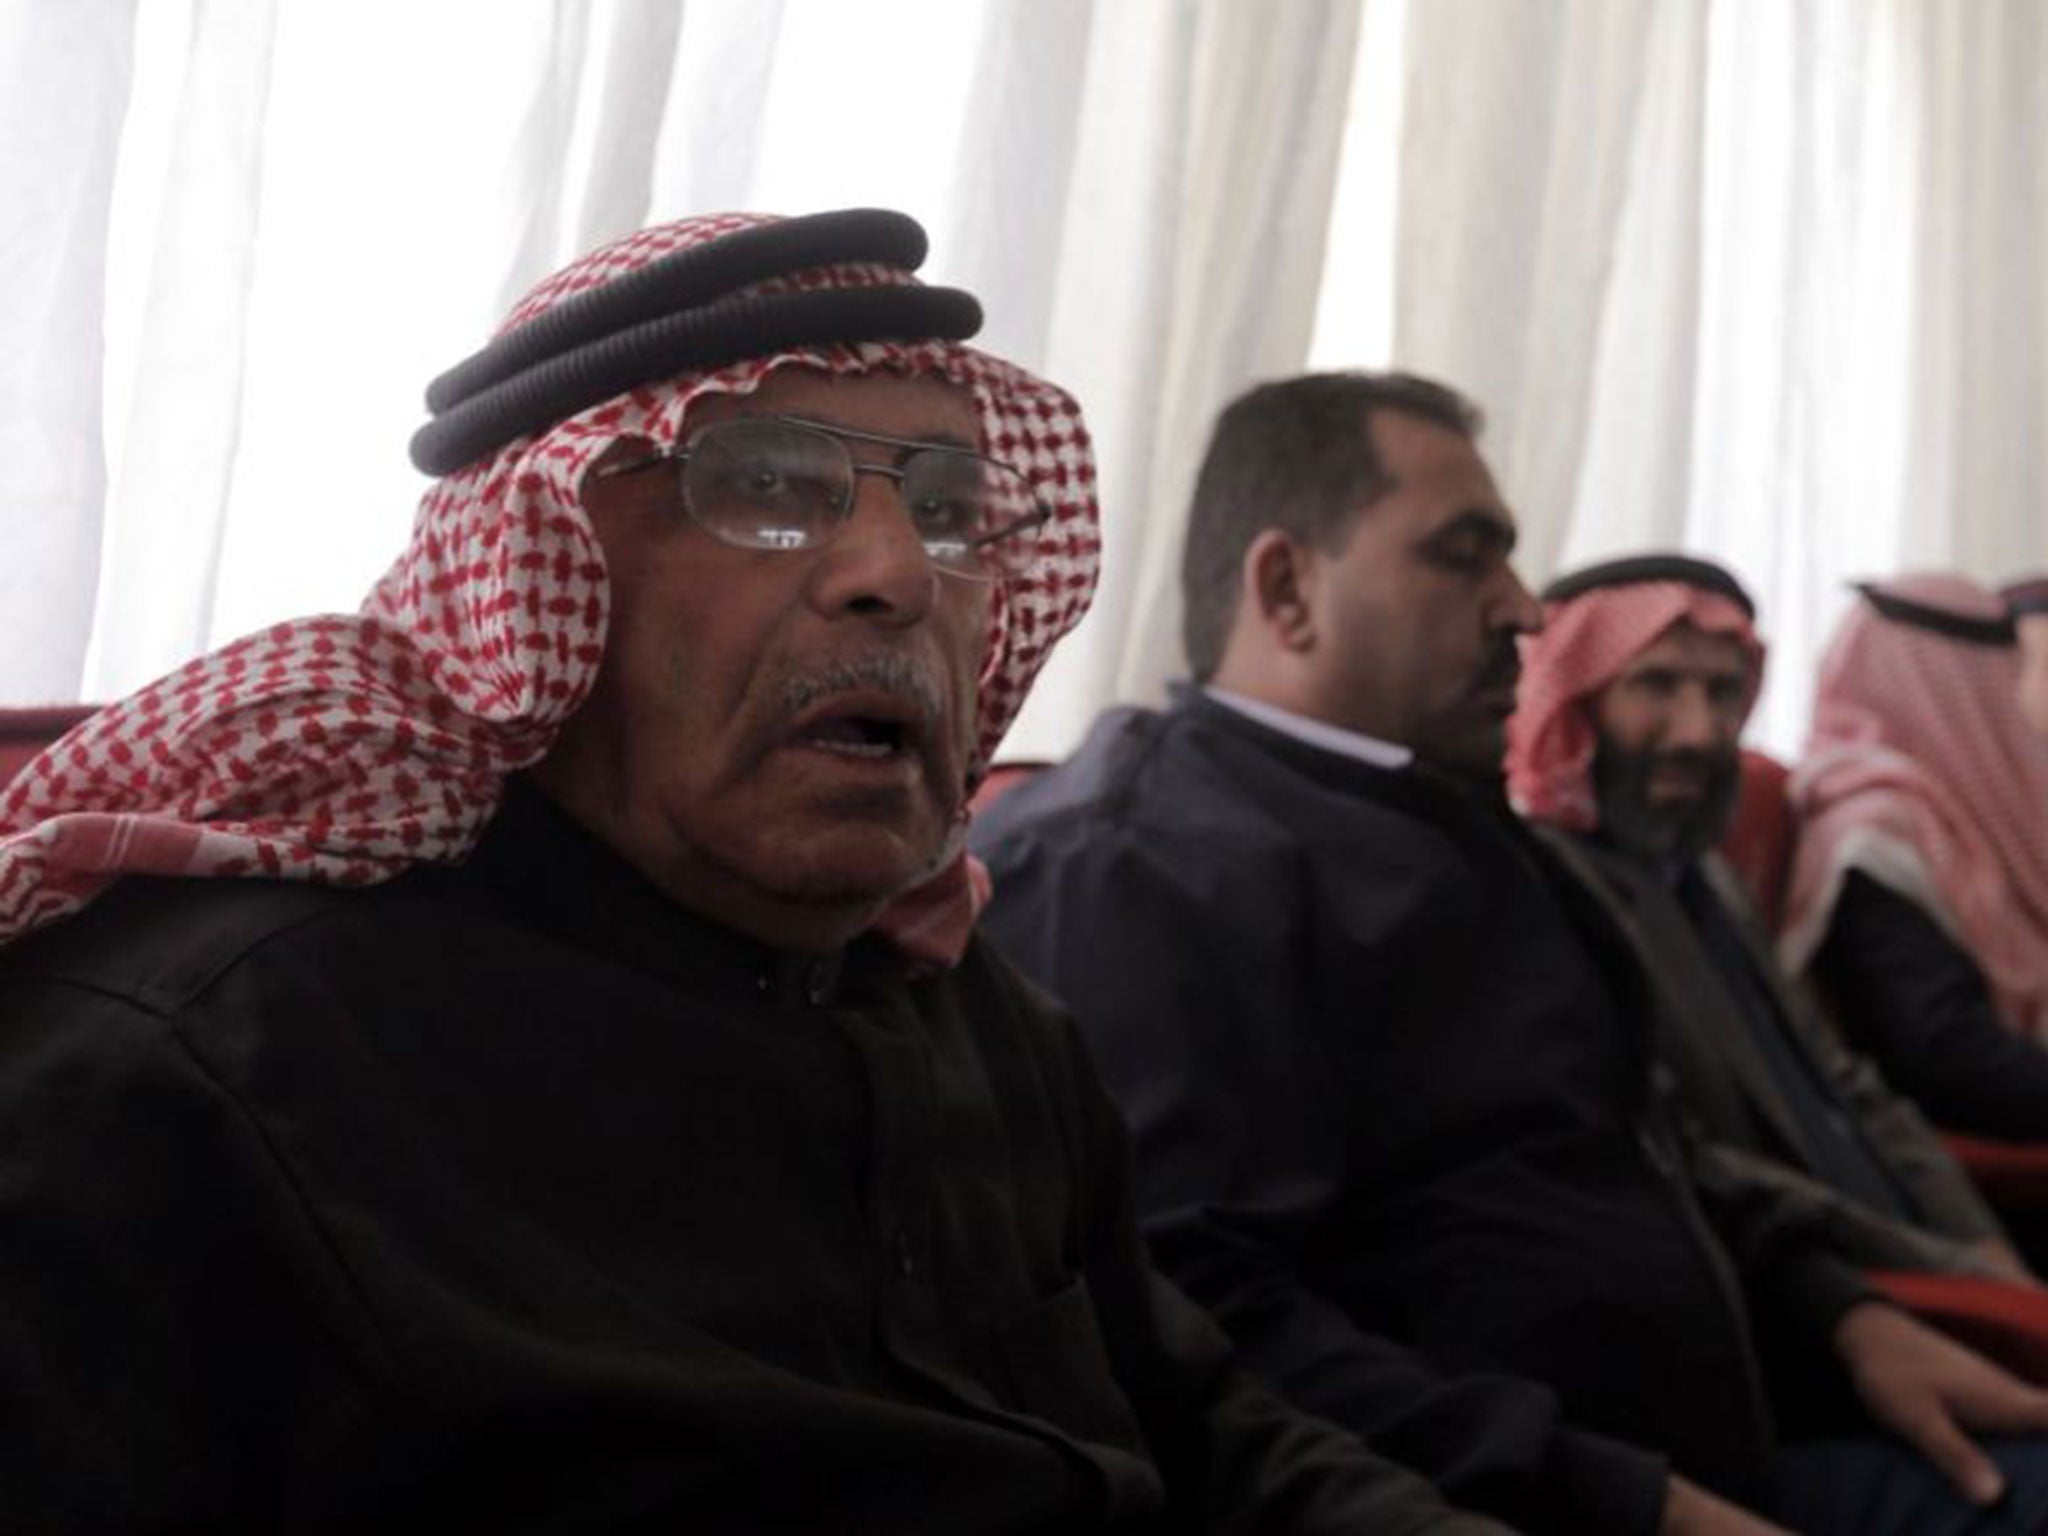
[672,363,983,448]
[662,348,1001,452]
[537,344,1006,495]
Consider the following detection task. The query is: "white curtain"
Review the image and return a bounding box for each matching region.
[4,0,2046,764]
[0,0,133,702]
[1382,0,2048,753]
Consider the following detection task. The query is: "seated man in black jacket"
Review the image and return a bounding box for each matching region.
[1509,553,2031,1284]
[0,218,1502,1533]
[973,371,2048,1535]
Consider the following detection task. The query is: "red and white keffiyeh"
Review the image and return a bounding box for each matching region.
[0,213,1100,961]
[1783,574,2048,1039]
[1508,580,1764,830]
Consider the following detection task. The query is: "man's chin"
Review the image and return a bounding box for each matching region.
[1419,718,1511,785]
[742,819,954,909]
[659,766,964,941]
[1602,804,1725,864]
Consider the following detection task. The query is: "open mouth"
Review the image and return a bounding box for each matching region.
[1647,766,1709,798]
[800,713,912,759]
[786,690,931,765]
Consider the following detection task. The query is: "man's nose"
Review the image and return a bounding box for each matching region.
[1495,566,1546,635]
[804,470,941,625]
[1665,687,1724,751]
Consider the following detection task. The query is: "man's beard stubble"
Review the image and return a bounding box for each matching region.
[1432,634,1525,799]
[1591,740,1742,865]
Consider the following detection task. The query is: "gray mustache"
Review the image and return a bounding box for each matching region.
[776,653,944,729]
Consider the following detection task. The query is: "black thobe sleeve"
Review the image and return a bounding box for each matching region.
[1814,872,2048,1141]
[1663,1084,1877,1401]
[980,835,1668,1536]
[1031,991,1518,1534]
[0,985,396,1532]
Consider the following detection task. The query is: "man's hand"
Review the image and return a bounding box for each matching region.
[1659,1473,1792,1534]
[1835,1299,2048,1504]
[1970,1237,2040,1287]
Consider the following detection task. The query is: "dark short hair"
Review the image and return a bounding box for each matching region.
[1178,371,1482,682]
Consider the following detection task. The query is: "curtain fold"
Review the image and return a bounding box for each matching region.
[649,0,785,215]
[1388,0,2048,755]
[0,0,136,702]
[937,0,1095,371]
[1105,0,1366,712]
[994,0,1201,757]
[569,0,682,249]
[1394,0,1664,581]
[489,0,598,319]
[86,0,276,698]
[1898,0,2048,577]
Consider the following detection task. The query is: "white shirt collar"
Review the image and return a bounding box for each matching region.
[1202,687,1415,772]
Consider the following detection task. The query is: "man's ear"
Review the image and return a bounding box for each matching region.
[1244,529,1319,654]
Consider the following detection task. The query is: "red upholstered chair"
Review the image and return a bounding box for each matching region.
[1934,1135,2048,1213]
[1866,1271,2048,1386]
[0,705,97,790]
[1720,749,1795,935]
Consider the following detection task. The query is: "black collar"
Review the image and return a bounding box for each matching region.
[419,776,874,1010]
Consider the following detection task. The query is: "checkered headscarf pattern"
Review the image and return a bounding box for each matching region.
[0,212,1101,948]
[1784,574,2048,1037]
[1507,579,1764,830]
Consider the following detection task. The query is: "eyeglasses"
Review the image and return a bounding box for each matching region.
[593,415,1050,583]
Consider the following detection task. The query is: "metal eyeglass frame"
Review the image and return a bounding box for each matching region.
[591,414,1051,583]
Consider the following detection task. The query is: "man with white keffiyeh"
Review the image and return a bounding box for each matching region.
[0,213,1501,1533]
[1784,575,2048,1142]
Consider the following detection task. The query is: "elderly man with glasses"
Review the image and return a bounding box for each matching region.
[0,213,1500,1534]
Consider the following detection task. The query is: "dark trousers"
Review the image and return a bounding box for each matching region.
[1769,1438,2048,1535]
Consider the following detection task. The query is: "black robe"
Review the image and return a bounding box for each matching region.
[973,691,1874,1535]
[1816,871,2048,1141]
[0,777,1493,1534]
